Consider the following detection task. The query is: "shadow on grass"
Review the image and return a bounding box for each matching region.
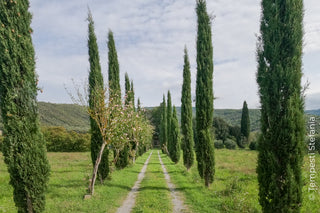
[105,183,132,191]
[138,185,203,193]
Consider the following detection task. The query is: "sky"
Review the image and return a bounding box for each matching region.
[29,0,320,109]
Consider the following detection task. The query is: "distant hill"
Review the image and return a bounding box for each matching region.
[306,109,320,116]
[38,102,89,132]
[0,102,89,132]
[0,103,319,133]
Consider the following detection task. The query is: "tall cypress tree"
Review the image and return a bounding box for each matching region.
[256,0,305,211]
[160,95,167,153]
[87,11,109,182]
[108,30,122,165]
[195,0,215,187]
[167,91,172,156]
[108,30,121,103]
[181,47,194,170]
[240,100,250,139]
[0,1,50,212]
[170,106,181,163]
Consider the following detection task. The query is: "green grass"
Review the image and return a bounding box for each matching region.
[1,149,319,212]
[132,150,172,213]
[161,149,320,213]
[0,150,152,213]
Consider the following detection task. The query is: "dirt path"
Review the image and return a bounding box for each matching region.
[157,151,188,213]
[116,151,153,213]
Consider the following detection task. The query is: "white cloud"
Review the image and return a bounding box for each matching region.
[28,0,320,109]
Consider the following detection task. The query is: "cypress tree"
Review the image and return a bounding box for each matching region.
[181,47,194,170]
[170,106,181,163]
[240,100,250,139]
[115,73,131,169]
[137,98,141,112]
[160,95,167,153]
[124,72,130,105]
[195,0,215,187]
[0,1,50,212]
[256,0,305,211]
[87,11,109,182]
[130,80,135,111]
[167,91,172,156]
[108,30,121,102]
[108,30,122,165]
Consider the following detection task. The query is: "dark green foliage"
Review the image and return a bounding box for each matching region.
[160,95,167,153]
[170,107,181,163]
[124,73,131,105]
[108,30,121,102]
[107,30,123,168]
[87,12,109,181]
[213,117,229,142]
[181,47,194,170]
[42,126,90,152]
[137,98,141,112]
[240,101,250,139]
[145,106,161,147]
[214,140,224,149]
[229,125,242,148]
[224,139,237,150]
[167,91,172,155]
[130,80,135,110]
[256,0,305,211]
[0,1,50,211]
[249,141,258,151]
[195,0,215,187]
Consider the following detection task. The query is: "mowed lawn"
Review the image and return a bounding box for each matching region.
[0,149,319,212]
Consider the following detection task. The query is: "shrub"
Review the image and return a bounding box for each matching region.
[42,126,90,152]
[214,140,224,149]
[249,141,258,150]
[225,139,237,150]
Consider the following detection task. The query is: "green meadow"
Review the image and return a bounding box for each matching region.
[0,149,319,212]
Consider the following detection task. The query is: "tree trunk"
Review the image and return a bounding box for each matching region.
[133,142,139,164]
[27,195,33,213]
[88,141,107,195]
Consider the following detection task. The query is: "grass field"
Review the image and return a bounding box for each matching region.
[0,149,319,212]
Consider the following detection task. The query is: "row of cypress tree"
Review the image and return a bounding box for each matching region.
[0,0,306,211]
[159,0,215,187]
[87,11,150,183]
[160,2,306,213]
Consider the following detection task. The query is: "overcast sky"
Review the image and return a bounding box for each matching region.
[29,0,320,110]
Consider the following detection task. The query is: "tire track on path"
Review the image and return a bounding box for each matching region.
[157,151,188,213]
[116,151,153,213]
